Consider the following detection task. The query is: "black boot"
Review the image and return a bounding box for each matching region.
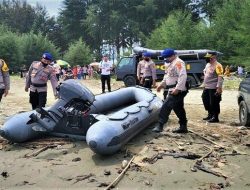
[152,123,164,133]
[208,115,219,123]
[203,113,212,120]
[172,125,188,133]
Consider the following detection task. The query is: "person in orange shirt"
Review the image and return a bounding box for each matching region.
[72,66,77,79]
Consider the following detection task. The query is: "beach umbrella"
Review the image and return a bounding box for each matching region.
[89,62,99,70]
[56,60,70,68]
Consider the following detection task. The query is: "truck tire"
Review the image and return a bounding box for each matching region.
[187,75,197,87]
[123,76,136,87]
[239,101,250,126]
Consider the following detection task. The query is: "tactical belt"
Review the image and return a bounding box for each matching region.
[31,83,47,87]
[165,84,176,89]
[144,76,152,81]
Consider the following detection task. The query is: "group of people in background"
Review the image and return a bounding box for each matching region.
[223,65,247,78]
[55,64,95,81]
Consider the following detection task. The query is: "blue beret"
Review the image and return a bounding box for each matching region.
[142,52,151,57]
[42,52,53,61]
[161,48,175,58]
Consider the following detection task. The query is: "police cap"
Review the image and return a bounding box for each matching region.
[161,48,175,58]
[42,52,53,61]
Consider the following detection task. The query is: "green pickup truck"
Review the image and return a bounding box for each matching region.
[115,47,222,87]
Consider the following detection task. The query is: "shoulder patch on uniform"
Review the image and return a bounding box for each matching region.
[216,63,224,75]
[1,59,9,72]
[176,62,182,70]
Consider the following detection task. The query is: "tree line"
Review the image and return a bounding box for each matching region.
[0,0,249,71]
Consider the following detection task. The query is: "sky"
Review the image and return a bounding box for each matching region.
[25,0,64,17]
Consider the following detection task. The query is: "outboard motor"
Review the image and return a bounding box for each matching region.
[0,79,97,142]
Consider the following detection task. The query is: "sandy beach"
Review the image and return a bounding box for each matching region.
[0,77,249,190]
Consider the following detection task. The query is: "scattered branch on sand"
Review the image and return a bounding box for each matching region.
[220,152,247,156]
[142,151,201,164]
[73,173,94,184]
[189,129,226,149]
[24,144,58,158]
[19,138,73,149]
[142,152,163,164]
[194,161,228,179]
[172,140,185,150]
[197,148,214,162]
[105,156,135,190]
[164,151,201,160]
[192,148,229,179]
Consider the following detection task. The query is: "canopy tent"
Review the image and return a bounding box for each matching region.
[89,62,100,70]
[56,60,70,68]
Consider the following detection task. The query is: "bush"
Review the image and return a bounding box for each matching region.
[19,32,60,68]
[63,38,92,66]
[0,29,22,71]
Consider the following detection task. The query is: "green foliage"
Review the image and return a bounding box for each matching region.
[0,29,22,71]
[0,0,53,34]
[146,11,207,49]
[63,38,92,66]
[191,0,225,23]
[211,0,250,66]
[19,33,59,68]
[58,0,90,47]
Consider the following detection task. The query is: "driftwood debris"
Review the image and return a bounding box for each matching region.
[73,173,94,184]
[164,151,201,160]
[105,156,135,190]
[194,161,228,179]
[189,129,226,148]
[197,148,214,162]
[24,144,58,158]
[142,151,201,164]
[220,152,247,156]
[192,148,229,179]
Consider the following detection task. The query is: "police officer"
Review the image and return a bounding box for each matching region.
[25,52,58,110]
[141,52,156,90]
[137,53,146,85]
[0,59,10,102]
[99,54,113,93]
[152,48,188,133]
[202,52,223,123]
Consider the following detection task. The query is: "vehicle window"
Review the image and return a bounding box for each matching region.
[117,57,132,68]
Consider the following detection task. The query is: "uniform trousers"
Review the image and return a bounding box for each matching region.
[159,91,187,126]
[0,89,5,102]
[101,74,111,93]
[29,90,47,110]
[143,76,153,90]
[202,88,221,116]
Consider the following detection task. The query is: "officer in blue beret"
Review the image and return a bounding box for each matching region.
[137,52,156,90]
[152,48,188,133]
[25,52,58,110]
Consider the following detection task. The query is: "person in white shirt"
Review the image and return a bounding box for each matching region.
[52,61,61,81]
[99,54,113,93]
